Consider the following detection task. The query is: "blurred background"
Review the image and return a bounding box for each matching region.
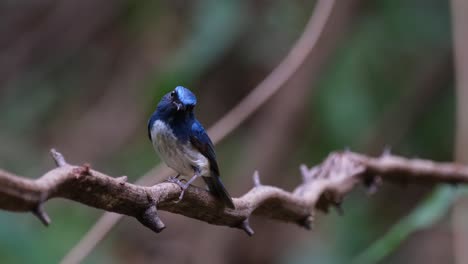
[0,0,460,263]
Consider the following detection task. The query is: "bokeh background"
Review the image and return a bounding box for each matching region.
[0,0,462,263]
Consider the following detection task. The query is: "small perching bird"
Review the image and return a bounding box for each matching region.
[148,86,235,209]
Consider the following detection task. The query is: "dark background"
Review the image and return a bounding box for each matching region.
[0,0,458,263]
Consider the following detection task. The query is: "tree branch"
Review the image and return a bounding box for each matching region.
[1,149,467,234]
[61,1,338,261]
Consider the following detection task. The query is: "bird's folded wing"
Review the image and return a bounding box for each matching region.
[189,121,220,176]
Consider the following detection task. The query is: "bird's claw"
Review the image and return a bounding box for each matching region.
[167,175,185,185]
[167,176,189,202]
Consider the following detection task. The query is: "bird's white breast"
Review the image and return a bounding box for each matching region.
[150,120,210,176]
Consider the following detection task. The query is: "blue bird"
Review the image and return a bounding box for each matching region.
[148,86,235,209]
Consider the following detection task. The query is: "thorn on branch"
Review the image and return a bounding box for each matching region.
[363,175,382,195]
[300,164,310,182]
[300,164,319,182]
[238,218,254,236]
[253,171,262,187]
[137,205,166,233]
[50,149,67,167]
[297,214,314,230]
[325,191,344,215]
[117,176,128,185]
[333,201,344,216]
[316,191,344,214]
[32,203,51,226]
[382,146,392,157]
[82,163,91,175]
[72,164,92,178]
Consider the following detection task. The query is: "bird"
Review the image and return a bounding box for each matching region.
[147,86,235,209]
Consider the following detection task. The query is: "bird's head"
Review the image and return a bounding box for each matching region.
[158,86,197,113]
[171,86,197,111]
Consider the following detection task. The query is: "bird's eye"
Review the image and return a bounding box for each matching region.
[170,91,176,98]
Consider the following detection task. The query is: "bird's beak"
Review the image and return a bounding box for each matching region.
[174,101,184,111]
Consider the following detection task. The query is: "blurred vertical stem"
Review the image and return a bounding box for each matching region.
[451,0,468,263]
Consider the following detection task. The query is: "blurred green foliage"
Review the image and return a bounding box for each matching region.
[352,186,462,264]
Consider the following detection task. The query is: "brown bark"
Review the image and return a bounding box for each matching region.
[1,149,467,235]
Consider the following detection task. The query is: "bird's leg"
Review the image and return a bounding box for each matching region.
[176,170,201,201]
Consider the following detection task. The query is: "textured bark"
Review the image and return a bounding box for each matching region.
[0,149,467,235]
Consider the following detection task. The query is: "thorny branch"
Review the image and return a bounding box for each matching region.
[0,149,467,235]
[61,1,338,262]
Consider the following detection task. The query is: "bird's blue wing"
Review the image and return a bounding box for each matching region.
[189,120,220,175]
[190,120,235,208]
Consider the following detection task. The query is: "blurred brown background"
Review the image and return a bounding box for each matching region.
[0,0,460,263]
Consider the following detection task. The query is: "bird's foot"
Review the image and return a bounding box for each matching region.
[167,174,186,183]
[167,176,189,202]
[168,173,200,202]
[167,176,184,186]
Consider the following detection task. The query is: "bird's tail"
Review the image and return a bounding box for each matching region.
[202,176,235,209]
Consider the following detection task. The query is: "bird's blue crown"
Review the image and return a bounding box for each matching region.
[175,86,197,106]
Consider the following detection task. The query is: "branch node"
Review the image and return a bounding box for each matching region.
[82,163,92,176]
[298,214,314,230]
[50,148,67,167]
[382,146,392,157]
[300,164,310,181]
[333,202,344,216]
[300,164,319,182]
[239,218,254,236]
[137,205,165,233]
[73,164,92,178]
[145,189,155,203]
[325,191,344,215]
[32,203,51,226]
[117,176,128,185]
[364,175,382,195]
[253,171,262,187]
